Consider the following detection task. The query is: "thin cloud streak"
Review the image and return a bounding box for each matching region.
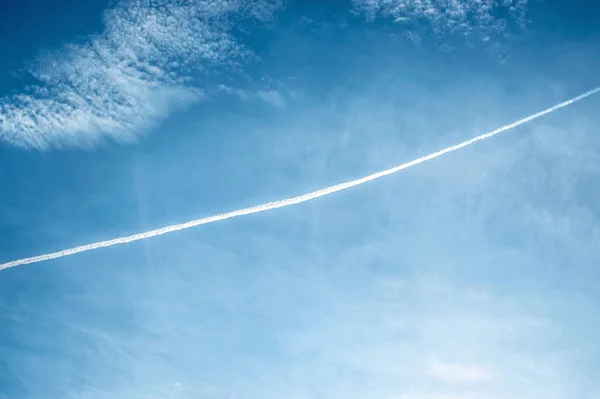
[1,85,598,270]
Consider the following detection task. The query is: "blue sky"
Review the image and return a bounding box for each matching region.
[1,0,599,398]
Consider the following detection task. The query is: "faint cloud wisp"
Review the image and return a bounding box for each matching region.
[426,359,492,383]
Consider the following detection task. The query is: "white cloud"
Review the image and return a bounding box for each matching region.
[351,0,530,41]
[257,89,287,108]
[0,0,282,149]
[426,359,492,383]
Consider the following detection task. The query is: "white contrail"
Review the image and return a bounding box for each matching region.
[2,86,599,271]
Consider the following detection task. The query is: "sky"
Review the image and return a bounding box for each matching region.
[0,0,599,398]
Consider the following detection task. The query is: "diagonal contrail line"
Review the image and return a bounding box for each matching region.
[2,86,599,271]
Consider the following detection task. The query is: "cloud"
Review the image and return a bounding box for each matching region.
[0,0,282,149]
[216,84,291,107]
[257,89,287,108]
[426,359,492,383]
[351,0,530,42]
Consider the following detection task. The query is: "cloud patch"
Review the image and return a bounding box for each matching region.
[426,359,492,383]
[351,0,530,42]
[0,0,282,149]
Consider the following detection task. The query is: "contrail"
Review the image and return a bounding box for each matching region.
[2,86,599,271]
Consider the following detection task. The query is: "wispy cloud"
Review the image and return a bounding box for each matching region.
[351,0,530,42]
[0,0,282,149]
[426,359,492,383]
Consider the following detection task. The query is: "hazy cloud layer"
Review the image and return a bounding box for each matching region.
[0,0,281,149]
[7,77,593,399]
[426,359,493,383]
